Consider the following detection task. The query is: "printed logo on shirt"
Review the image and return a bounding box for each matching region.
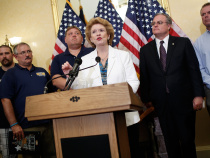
[36,72,46,77]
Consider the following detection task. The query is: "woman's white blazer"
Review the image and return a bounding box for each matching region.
[72,46,140,126]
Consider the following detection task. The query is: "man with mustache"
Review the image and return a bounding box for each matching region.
[0,45,15,158]
[0,43,56,158]
[194,2,210,116]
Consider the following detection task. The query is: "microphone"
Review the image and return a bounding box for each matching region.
[65,56,100,90]
[44,57,101,93]
[65,58,82,89]
[71,58,82,73]
[95,56,101,63]
[79,56,101,72]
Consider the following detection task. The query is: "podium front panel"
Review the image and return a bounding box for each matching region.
[61,134,111,158]
[53,112,130,158]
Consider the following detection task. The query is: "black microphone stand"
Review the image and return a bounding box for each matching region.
[44,74,66,94]
[65,70,79,90]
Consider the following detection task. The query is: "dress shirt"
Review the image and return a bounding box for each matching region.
[194,30,210,88]
[155,35,169,58]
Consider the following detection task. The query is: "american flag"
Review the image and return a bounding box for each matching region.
[94,0,124,47]
[49,0,86,70]
[118,0,188,78]
[79,4,88,25]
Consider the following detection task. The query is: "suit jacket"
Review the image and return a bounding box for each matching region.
[72,45,140,126]
[140,36,204,114]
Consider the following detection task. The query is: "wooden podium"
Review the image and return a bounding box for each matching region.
[25,82,143,158]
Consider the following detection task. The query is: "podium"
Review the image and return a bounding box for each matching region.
[25,82,143,158]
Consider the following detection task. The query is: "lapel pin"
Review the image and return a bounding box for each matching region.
[172,43,174,45]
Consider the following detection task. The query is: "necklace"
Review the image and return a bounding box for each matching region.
[101,53,109,62]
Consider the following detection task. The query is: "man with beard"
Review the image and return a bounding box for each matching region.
[0,45,15,127]
[0,43,56,158]
[0,45,16,158]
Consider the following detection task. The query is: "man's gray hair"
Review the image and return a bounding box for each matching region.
[13,42,31,55]
[153,13,172,25]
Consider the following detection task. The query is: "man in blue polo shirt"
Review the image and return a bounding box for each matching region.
[0,45,16,158]
[0,45,15,128]
[0,42,55,158]
[51,26,93,90]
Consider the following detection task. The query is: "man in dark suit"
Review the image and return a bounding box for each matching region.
[140,13,205,158]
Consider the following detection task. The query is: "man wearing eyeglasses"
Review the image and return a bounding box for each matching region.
[0,42,56,158]
[140,13,204,158]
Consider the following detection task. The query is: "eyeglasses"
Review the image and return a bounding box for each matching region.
[151,21,168,26]
[17,50,32,55]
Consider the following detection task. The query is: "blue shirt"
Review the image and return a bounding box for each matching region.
[0,66,10,128]
[0,64,53,129]
[194,30,210,88]
[51,46,94,78]
[99,60,108,85]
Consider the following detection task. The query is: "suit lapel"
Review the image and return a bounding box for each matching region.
[107,46,115,77]
[150,40,163,72]
[90,50,101,78]
[166,36,176,71]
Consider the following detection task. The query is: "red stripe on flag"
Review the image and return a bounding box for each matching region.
[134,64,140,74]
[120,36,140,59]
[169,28,180,37]
[147,37,153,43]
[123,24,145,48]
[51,55,55,60]
[55,43,64,54]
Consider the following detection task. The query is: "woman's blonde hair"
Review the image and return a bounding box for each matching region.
[85,17,114,48]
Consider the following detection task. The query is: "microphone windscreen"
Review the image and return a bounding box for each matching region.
[75,58,82,65]
[95,56,101,63]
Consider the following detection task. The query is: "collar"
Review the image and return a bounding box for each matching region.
[63,46,84,56]
[155,35,169,45]
[16,64,35,72]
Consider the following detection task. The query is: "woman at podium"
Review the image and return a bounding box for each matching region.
[62,17,140,157]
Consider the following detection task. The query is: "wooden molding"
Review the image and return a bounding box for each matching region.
[50,0,59,36]
[158,0,171,15]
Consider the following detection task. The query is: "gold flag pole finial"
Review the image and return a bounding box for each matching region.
[66,0,73,8]
[5,35,10,46]
[109,0,115,9]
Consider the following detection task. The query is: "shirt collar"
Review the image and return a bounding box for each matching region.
[155,35,169,45]
[63,46,84,56]
[16,64,35,71]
